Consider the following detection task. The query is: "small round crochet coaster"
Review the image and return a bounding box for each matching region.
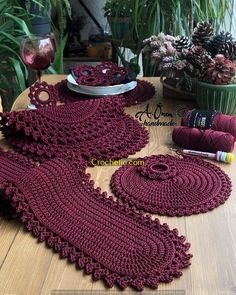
[55,79,155,107]
[29,81,58,108]
[111,155,232,216]
[0,154,192,290]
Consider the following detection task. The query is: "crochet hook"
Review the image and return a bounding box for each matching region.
[182,149,234,164]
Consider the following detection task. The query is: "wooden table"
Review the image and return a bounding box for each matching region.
[0,75,235,295]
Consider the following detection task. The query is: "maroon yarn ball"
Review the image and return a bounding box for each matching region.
[172,126,235,153]
[213,113,236,138]
[181,110,236,138]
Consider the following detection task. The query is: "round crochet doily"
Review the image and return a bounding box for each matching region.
[55,79,155,107]
[0,97,148,163]
[111,155,232,216]
[0,153,192,290]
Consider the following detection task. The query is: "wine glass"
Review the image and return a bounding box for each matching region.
[20,34,56,82]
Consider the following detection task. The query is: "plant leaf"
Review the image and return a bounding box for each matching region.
[51,34,68,73]
[9,57,26,91]
[46,66,57,74]
[4,13,31,35]
[0,31,20,46]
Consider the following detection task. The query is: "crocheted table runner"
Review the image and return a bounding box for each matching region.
[0,96,148,162]
[111,155,232,216]
[0,149,35,217]
[0,149,35,185]
[0,154,192,290]
[55,79,155,107]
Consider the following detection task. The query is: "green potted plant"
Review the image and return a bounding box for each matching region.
[0,0,71,111]
[104,0,132,40]
[143,22,236,114]
[104,0,234,76]
[142,32,199,100]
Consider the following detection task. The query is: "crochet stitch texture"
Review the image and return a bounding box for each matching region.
[0,149,35,185]
[111,155,232,216]
[29,81,58,108]
[0,149,35,218]
[55,79,155,107]
[0,153,192,291]
[0,96,148,162]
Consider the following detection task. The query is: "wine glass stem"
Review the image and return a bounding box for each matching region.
[37,71,42,83]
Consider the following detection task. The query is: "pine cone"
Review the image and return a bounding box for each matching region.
[186,46,212,78]
[160,62,174,71]
[207,54,235,84]
[143,35,157,45]
[185,62,194,75]
[150,40,160,50]
[162,56,174,63]
[152,50,162,60]
[207,31,233,57]
[192,22,214,47]
[179,76,193,92]
[174,36,191,52]
[219,41,236,59]
[159,62,175,79]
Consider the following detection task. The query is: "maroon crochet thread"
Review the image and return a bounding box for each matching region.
[55,79,155,107]
[0,155,192,290]
[111,155,232,216]
[0,97,149,162]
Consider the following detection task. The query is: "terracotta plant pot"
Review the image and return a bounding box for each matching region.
[196,81,236,115]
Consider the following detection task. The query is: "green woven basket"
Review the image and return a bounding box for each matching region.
[196,81,236,115]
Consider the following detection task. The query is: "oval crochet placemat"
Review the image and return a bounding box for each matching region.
[111,155,232,216]
[0,154,192,291]
[0,96,148,163]
[55,79,155,107]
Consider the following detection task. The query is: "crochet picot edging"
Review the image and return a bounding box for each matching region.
[0,97,149,163]
[55,79,155,107]
[111,155,232,216]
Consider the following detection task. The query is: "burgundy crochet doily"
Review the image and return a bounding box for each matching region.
[55,79,155,107]
[0,154,192,290]
[111,155,232,216]
[0,97,148,162]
